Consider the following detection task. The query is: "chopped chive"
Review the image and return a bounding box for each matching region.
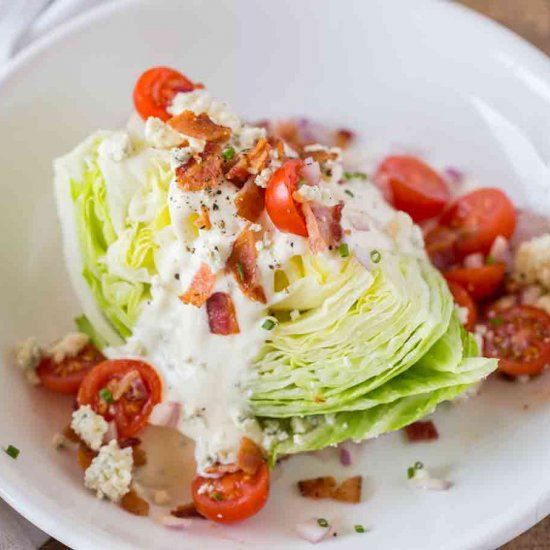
[407,461,423,479]
[211,492,224,501]
[344,189,354,197]
[414,461,424,470]
[236,261,245,281]
[5,445,20,460]
[339,243,350,257]
[407,466,415,479]
[344,171,368,181]
[222,147,236,161]
[490,316,503,327]
[354,524,365,533]
[262,319,276,331]
[317,518,329,528]
[99,388,114,404]
[370,249,381,264]
[486,255,496,265]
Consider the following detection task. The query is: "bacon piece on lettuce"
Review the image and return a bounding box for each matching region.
[179,263,216,307]
[225,138,271,186]
[175,142,223,191]
[206,292,240,335]
[227,228,267,304]
[168,110,231,143]
[302,202,343,253]
[234,177,265,222]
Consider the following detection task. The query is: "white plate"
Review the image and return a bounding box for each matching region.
[2,1,550,548]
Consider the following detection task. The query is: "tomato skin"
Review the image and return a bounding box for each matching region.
[133,67,196,121]
[265,159,308,237]
[375,156,450,222]
[444,263,506,301]
[484,305,550,376]
[78,359,162,438]
[424,224,459,271]
[440,188,516,258]
[192,463,269,523]
[36,344,105,394]
[447,281,477,331]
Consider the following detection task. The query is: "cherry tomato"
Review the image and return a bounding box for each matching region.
[265,159,308,236]
[444,263,506,301]
[447,281,477,331]
[424,224,459,270]
[78,359,162,438]
[133,67,197,121]
[484,305,550,376]
[192,463,269,523]
[440,188,516,258]
[375,156,450,222]
[36,344,105,394]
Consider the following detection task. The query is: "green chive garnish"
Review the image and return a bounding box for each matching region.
[414,461,424,470]
[344,171,368,181]
[5,445,20,460]
[490,316,503,327]
[486,255,496,265]
[99,388,114,404]
[317,518,329,528]
[344,189,354,197]
[354,525,365,533]
[407,461,423,479]
[212,492,223,501]
[339,243,350,258]
[222,147,236,161]
[370,249,381,264]
[236,262,245,281]
[262,319,276,331]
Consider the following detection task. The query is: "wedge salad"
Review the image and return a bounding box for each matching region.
[12,66,550,531]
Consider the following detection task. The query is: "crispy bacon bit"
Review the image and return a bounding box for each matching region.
[405,420,439,442]
[168,110,231,143]
[63,424,81,444]
[121,489,150,516]
[235,177,265,222]
[332,475,362,503]
[225,138,271,185]
[268,137,286,161]
[333,128,355,149]
[237,437,265,475]
[227,228,267,303]
[175,142,223,191]
[270,120,305,153]
[77,443,97,470]
[303,149,338,164]
[298,475,363,503]
[132,446,147,467]
[302,202,343,253]
[171,503,204,519]
[179,263,216,307]
[298,476,337,499]
[204,463,241,475]
[193,206,212,230]
[206,292,240,335]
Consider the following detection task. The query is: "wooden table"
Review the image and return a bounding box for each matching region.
[41,2,550,549]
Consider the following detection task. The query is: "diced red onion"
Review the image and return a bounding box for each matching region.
[489,236,512,268]
[463,253,484,269]
[301,160,321,187]
[410,476,452,491]
[156,515,193,529]
[442,167,464,185]
[296,519,333,543]
[339,443,352,466]
[149,401,181,428]
[103,421,118,444]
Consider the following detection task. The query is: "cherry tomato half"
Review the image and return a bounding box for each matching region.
[484,305,550,376]
[265,159,308,236]
[440,188,516,258]
[375,156,450,222]
[447,281,477,332]
[78,359,162,438]
[424,224,459,271]
[444,263,506,301]
[36,344,105,394]
[133,67,197,121]
[192,463,269,523]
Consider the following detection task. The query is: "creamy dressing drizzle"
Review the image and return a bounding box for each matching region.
[103,90,424,473]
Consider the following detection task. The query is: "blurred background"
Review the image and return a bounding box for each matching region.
[0,0,549,548]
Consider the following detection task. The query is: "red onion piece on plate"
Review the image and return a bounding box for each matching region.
[156,515,193,529]
[463,252,484,269]
[301,159,321,187]
[149,401,181,428]
[296,519,333,543]
[103,421,118,443]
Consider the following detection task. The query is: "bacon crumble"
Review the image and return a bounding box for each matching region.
[225,138,271,186]
[234,177,265,222]
[179,263,216,308]
[302,202,343,253]
[168,110,232,143]
[206,292,240,335]
[175,142,223,191]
